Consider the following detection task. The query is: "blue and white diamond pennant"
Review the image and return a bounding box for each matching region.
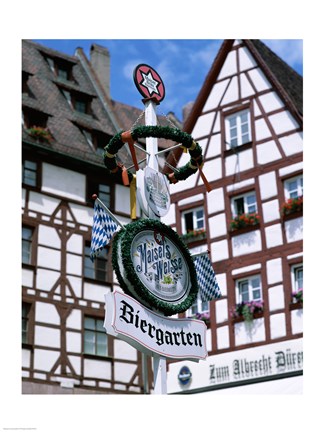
[194,253,221,302]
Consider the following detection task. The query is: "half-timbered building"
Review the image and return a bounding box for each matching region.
[164,39,303,394]
[21,40,182,394]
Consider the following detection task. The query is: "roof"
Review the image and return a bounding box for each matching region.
[22,40,182,174]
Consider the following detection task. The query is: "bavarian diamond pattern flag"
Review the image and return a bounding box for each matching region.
[194,253,221,302]
[90,200,119,261]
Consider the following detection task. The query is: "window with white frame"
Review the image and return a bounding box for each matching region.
[187,293,209,317]
[291,264,303,292]
[236,275,262,303]
[84,316,108,356]
[225,109,251,148]
[284,175,303,199]
[22,226,34,265]
[231,191,257,217]
[181,207,205,234]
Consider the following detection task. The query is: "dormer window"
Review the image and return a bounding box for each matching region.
[61,89,93,116]
[225,108,251,149]
[79,127,110,155]
[22,72,33,97]
[45,55,74,82]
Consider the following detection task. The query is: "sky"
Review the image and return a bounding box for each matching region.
[33,39,303,120]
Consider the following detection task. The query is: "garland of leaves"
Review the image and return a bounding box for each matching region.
[111,218,199,316]
[103,125,203,184]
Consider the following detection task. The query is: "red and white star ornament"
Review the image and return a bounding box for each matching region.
[133,64,165,103]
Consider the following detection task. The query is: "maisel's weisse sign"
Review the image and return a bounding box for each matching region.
[104,291,207,361]
[112,219,199,316]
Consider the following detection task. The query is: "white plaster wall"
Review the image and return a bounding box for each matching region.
[266,258,283,285]
[211,239,229,262]
[69,355,81,375]
[232,230,262,257]
[35,326,60,348]
[66,331,81,353]
[279,162,303,178]
[227,178,255,193]
[35,302,60,325]
[258,92,284,113]
[22,349,31,368]
[33,349,59,372]
[22,188,26,209]
[285,217,303,243]
[114,362,137,383]
[279,132,303,156]
[198,158,222,185]
[203,80,229,112]
[266,258,282,285]
[84,282,108,303]
[216,273,227,297]
[262,199,280,223]
[270,313,286,339]
[67,234,83,254]
[239,46,257,71]
[114,339,137,361]
[268,285,285,311]
[217,326,230,350]
[221,77,239,105]
[28,192,60,215]
[213,113,221,133]
[84,358,111,380]
[265,224,283,248]
[216,299,228,323]
[38,225,61,248]
[37,246,61,270]
[178,194,204,207]
[225,149,254,176]
[67,275,82,298]
[22,268,33,287]
[42,163,85,202]
[258,172,278,200]
[255,118,272,141]
[206,133,221,158]
[66,253,82,276]
[248,68,271,92]
[161,203,176,226]
[291,309,303,334]
[235,318,266,345]
[192,112,215,138]
[209,213,227,238]
[36,269,60,291]
[240,74,255,98]
[207,187,224,214]
[219,50,237,79]
[69,203,93,226]
[232,263,261,275]
[206,328,212,352]
[66,309,81,330]
[256,141,282,165]
[268,111,299,135]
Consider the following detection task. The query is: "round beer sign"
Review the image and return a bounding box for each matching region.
[112,219,198,316]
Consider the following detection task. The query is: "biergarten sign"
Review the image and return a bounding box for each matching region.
[104,291,207,361]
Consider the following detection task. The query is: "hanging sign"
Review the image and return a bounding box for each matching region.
[104,290,207,361]
[112,219,198,316]
[144,166,170,217]
[133,64,165,103]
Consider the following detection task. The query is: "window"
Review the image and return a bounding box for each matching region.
[292,264,303,291]
[181,207,205,234]
[22,302,31,344]
[84,316,108,356]
[22,72,33,97]
[236,275,262,303]
[61,89,93,115]
[84,242,108,281]
[22,160,37,187]
[22,107,48,129]
[45,56,74,82]
[187,294,209,317]
[80,128,110,156]
[284,175,303,199]
[22,226,34,265]
[231,191,257,217]
[225,109,251,148]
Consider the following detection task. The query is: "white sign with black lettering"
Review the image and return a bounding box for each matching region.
[104,290,207,362]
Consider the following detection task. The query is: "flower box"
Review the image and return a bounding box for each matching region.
[181,229,206,244]
[281,196,303,217]
[190,311,210,327]
[230,300,264,323]
[291,288,303,306]
[230,213,260,232]
[27,126,52,143]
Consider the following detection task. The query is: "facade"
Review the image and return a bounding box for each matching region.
[21,40,182,394]
[164,40,303,394]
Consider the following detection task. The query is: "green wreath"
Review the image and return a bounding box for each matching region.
[111,218,198,316]
[103,125,203,185]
